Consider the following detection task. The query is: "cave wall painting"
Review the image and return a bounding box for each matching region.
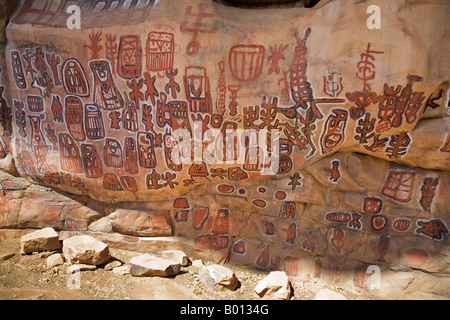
[2,0,449,291]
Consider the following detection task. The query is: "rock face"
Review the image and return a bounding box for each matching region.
[0,0,448,299]
[20,227,61,253]
[62,235,110,265]
[109,209,171,237]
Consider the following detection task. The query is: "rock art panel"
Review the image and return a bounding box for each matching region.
[0,0,449,299]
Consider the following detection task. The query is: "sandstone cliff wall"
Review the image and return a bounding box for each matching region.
[0,0,448,299]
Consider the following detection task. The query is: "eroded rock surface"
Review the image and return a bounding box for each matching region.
[0,0,448,299]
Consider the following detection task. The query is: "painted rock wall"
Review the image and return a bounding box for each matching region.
[0,0,449,298]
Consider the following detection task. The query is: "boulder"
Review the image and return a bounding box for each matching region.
[162,250,190,266]
[62,235,110,265]
[254,271,291,300]
[129,253,181,277]
[20,227,61,254]
[198,264,239,291]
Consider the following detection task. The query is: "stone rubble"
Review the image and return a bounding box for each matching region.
[129,253,181,277]
[20,227,61,254]
[5,226,407,299]
[254,271,292,300]
[62,235,111,266]
[45,253,64,268]
[198,264,239,291]
[67,263,97,274]
[104,260,122,271]
[162,250,191,267]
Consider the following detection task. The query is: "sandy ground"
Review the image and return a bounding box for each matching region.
[0,235,322,301]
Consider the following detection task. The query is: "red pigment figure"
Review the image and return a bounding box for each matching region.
[127,78,144,110]
[323,70,343,97]
[65,96,85,141]
[326,160,341,183]
[22,49,36,80]
[320,109,348,154]
[29,114,51,175]
[184,66,212,114]
[227,85,240,117]
[416,218,448,240]
[14,100,27,138]
[302,231,316,252]
[45,53,62,87]
[419,177,439,213]
[385,131,411,159]
[51,94,64,123]
[142,71,159,105]
[105,34,118,76]
[288,172,302,190]
[137,131,157,168]
[108,111,121,130]
[146,31,175,72]
[164,131,182,172]
[165,68,180,99]
[44,124,58,151]
[181,3,218,56]
[243,105,259,129]
[268,43,287,75]
[283,223,297,245]
[33,48,53,96]
[103,173,123,191]
[26,95,44,112]
[376,75,422,133]
[117,35,142,79]
[85,104,105,140]
[217,61,227,116]
[104,138,123,168]
[229,44,266,82]
[62,58,90,97]
[58,133,82,173]
[354,112,375,144]
[90,60,124,110]
[346,42,383,119]
[124,137,139,175]
[280,27,345,158]
[81,144,103,178]
[122,92,139,133]
[289,27,312,109]
[381,170,415,203]
[87,31,102,60]
[11,50,27,89]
